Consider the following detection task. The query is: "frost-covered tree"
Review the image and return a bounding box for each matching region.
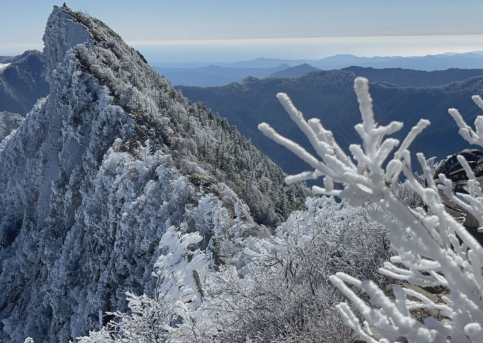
[153,226,210,311]
[77,292,175,343]
[78,227,211,343]
[79,192,391,343]
[196,196,391,343]
[258,77,483,342]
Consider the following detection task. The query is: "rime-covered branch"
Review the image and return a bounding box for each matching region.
[259,77,483,342]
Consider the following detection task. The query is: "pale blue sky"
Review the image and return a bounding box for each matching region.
[1,0,483,62]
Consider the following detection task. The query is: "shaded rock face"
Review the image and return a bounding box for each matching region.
[0,6,306,343]
[434,149,483,182]
[0,50,50,115]
[0,111,24,141]
[434,149,483,242]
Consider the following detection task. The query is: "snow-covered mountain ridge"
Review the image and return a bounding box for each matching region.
[0,50,49,115]
[0,6,306,342]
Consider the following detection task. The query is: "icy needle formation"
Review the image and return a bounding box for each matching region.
[259,77,483,342]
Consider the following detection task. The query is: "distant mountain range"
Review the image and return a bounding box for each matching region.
[151,56,399,69]
[153,51,483,70]
[179,70,483,175]
[353,53,483,71]
[154,63,322,87]
[268,64,320,78]
[344,66,483,87]
[4,50,483,99]
[153,64,289,86]
[151,57,309,69]
[0,50,49,115]
[0,55,21,64]
[152,52,483,87]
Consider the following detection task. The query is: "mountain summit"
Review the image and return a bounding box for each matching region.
[0,6,306,342]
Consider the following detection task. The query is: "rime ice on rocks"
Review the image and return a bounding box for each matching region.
[0,6,306,342]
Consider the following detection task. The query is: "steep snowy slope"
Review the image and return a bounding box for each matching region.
[0,6,306,343]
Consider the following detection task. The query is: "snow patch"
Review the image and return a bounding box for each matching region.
[0,63,10,72]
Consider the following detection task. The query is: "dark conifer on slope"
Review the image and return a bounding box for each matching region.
[0,6,306,342]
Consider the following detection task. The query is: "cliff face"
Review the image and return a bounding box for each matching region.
[0,6,306,342]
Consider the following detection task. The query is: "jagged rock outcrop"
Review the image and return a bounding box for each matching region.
[434,149,483,243]
[0,50,49,115]
[0,6,307,343]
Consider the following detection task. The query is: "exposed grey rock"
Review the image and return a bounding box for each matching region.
[434,149,483,243]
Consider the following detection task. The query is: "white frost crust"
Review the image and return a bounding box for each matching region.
[0,5,296,342]
[43,6,93,79]
[259,76,483,342]
[0,63,10,72]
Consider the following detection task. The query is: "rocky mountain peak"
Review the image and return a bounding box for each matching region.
[0,6,306,342]
[43,6,93,78]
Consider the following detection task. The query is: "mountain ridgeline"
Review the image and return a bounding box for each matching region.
[150,52,483,87]
[153,63,290,87]
[0,6,307,342]
[343,66,483,87]
[267,63,320,78]
[179,70,483,175]
[0,50,50,115]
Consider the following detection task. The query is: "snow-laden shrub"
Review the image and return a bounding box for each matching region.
[77,292,175,343]
[196,196,391,343]
[78,226,211,343]
[78,194,390,343]
[259,77,483,342]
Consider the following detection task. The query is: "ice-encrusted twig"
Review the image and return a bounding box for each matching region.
[259,77,483,342]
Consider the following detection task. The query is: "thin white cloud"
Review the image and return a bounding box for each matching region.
[128,34,483,48]
[129,34,483,60]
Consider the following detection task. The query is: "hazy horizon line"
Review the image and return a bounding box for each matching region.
[128,33,483,47]
[2,33,483,63]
